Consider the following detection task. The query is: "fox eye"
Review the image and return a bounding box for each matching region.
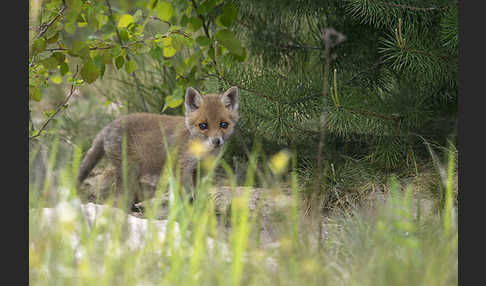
[220,122,229,129]
[199,123,208,130]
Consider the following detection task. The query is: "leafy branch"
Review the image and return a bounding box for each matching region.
[30,65,80,140]
[105,0,148,112]
[190,0,221,76]
[42,29,190,53]
[34,0,66,40]
[377,0,452,11]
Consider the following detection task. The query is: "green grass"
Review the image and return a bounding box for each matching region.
[29,140,457,286]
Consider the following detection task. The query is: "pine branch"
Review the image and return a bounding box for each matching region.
[376,1,452,11]
[205,73,277,103]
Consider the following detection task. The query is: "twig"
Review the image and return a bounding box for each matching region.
[403,47,458,63]
[277,44,321,50]
[204,73,277,102]
[43,30,190,52]
[30,0,66,67]
[29,109,35,132]
[190,0,211,40]
[35,0,67,40]
[30,66,79,140]
[339,106,400,122]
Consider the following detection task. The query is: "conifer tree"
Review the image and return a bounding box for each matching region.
[216,0,458,173]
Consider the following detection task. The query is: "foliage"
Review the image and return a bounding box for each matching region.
[29,0,246,137]
[218,0,458,172]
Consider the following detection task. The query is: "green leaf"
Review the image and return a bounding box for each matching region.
[93,55,106,78]
[197,0,217,14]
[70,0,83,14]
[215,29,244,57]
[80,60,100,84]
[220,3,238,27]
[155,1,174,21]
[44,21,61,39]
[64,21,76,35]
[41,57,59,70]
[225,47,247,62]
[101,51,113,65]
[111,44,122,57]
[50,75,63,85]
[52,52,66,64]
[184,52,201,69]
[125,60,137,74]
[59,62,69,75]
[29,86,42,102]
[86,10,99,32]
[162,37,173,47]
[71,41,90,59]
[182,36,195,48]
[46,32,59,44]
[169,25,182,32]
[187,17,202,32]
[166,95,183,108]
[163,46,177,58]
[118,28,130,42]
[163,89,184,111]
[171,34,185,50]
[162,37,176,58]
[196,36,211,46]
[115,55,125,69]
[96,14,108,28]
[150,45,163,60]
[133,9,143,22]
[118,14,134,29]
[32,38,46,54]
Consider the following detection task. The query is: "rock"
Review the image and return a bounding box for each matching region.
[30,202,231,261]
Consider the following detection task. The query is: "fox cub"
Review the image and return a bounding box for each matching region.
[77,86,239,205]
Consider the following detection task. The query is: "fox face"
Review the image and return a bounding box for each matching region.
[184,86,239,153]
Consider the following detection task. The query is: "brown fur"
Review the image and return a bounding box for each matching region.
[77,87,239,207]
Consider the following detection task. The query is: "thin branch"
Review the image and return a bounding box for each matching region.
[339,106,401,122]
[344,58,384,85]
[42,30,190,52]
[30,66,79,140]
[30,0,66,67]
[29,109,35,132]
[403,47,458,63]
[204,73,277,102]
[190,0,211,40]
[35,0,67,40]
[277,44,321,50]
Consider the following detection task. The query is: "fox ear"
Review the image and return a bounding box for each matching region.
[185,87,203,113]
[221,86,239,111]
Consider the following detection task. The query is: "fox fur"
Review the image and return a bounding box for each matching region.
[77,86,240,206]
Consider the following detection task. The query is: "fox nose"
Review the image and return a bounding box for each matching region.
[212,138,222,146]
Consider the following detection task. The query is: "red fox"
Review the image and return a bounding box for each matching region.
[77,86,239,206]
